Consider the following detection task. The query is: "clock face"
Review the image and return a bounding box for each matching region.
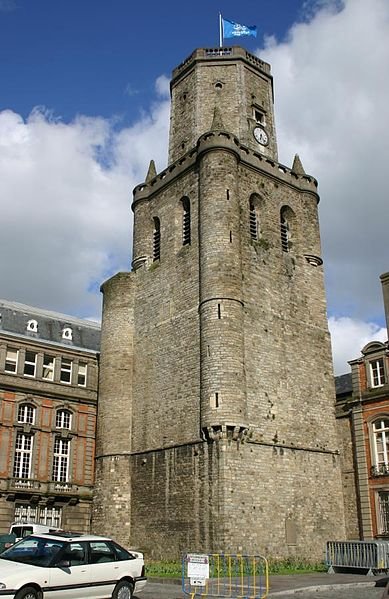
[253,127,269,146]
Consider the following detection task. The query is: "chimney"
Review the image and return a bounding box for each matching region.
[380,271,389,340]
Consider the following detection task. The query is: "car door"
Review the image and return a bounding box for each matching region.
[84,540,122,598]
[46,542,90,599]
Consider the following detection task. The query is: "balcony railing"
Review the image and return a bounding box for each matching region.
[8,478,41,490]
[48,481,74,493]
[371,464,389,477]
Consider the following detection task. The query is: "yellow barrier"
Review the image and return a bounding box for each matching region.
[182,552,269,598]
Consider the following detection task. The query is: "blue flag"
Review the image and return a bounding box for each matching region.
[222,18,257,39]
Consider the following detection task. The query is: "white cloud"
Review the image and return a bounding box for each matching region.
[329,316,387,375]
[1,0,388,376]
[260,0,389,324]
[0,100,169,319]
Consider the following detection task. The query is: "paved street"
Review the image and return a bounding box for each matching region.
[278,585,381,598]
[136,577,384,599]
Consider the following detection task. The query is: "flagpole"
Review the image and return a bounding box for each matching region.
[219,12,223,47]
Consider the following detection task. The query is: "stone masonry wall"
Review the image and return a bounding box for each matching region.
[336,416,360,539]
[131,172,201,453]
[92,272,135,541]
[129,442,222,559]
[128,438,345,561]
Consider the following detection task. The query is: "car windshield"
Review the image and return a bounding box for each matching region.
[0,536,66,567]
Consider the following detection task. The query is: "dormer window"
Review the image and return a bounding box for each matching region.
[370,358,386,388]
[62,327,73,341]
[26,319,38,333]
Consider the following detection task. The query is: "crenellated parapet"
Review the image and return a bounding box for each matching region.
[132,131,319,209]
[172,46,271,89]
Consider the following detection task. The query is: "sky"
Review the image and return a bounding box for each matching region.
[0,0,388,375]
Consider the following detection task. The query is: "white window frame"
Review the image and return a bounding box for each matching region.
[370,358,386,388]
[5,348,18,373]
[17,404,35,425]
[23,351,37,378]
[52,438,70,483]
[377,490,389,536]
[13,433,33,479]
[15,504,62,528]
[56,409,72,430]
[43,354,55,381]
[77,362,87,387]
[60,358,72,384]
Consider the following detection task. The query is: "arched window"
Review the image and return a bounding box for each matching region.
[372,419,389,475]
[280,206,292,252]
[153,217,161,261]
[249,200,258,240]
[181,197,191,245]
[56,409,72,430]
[18,403,35,425]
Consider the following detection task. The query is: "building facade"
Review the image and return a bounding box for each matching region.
[336,272,389,541]
[0,299,100,534]
[93,46,346,560]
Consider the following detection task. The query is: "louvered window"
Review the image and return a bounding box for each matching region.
[153,217,161,261]
[249,202,258,240]
[182,197,191,245]
[280,211,290,252]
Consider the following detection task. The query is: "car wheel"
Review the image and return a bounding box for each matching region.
[112,580,134,599]
[15,587,40,599]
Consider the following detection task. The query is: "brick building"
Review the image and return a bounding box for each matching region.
[336,272,389,541]
[92,46,346,560]
[0,299,100,534]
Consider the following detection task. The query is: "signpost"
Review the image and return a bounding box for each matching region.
[187,553,210,587]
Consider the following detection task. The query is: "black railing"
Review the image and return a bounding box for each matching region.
[371,464,389,477]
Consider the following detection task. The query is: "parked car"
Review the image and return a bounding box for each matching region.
[8,523,61,544]
[0,532,146,599]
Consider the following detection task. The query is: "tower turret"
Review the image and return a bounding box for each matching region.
[94,46,346,562]
[197,131,248,441]
[169,47,277,163]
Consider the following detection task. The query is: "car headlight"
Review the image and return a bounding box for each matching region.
[0,583,7,589]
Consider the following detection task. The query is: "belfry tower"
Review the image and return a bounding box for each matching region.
[92,47,346,559]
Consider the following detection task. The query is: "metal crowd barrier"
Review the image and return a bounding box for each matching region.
[327,540,389,574]
[182,552,269,599]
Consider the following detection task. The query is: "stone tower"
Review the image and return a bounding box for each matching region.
[92,47,346,560]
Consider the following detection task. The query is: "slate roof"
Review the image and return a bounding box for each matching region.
[0,299,100,353]
[335,372,352,396]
